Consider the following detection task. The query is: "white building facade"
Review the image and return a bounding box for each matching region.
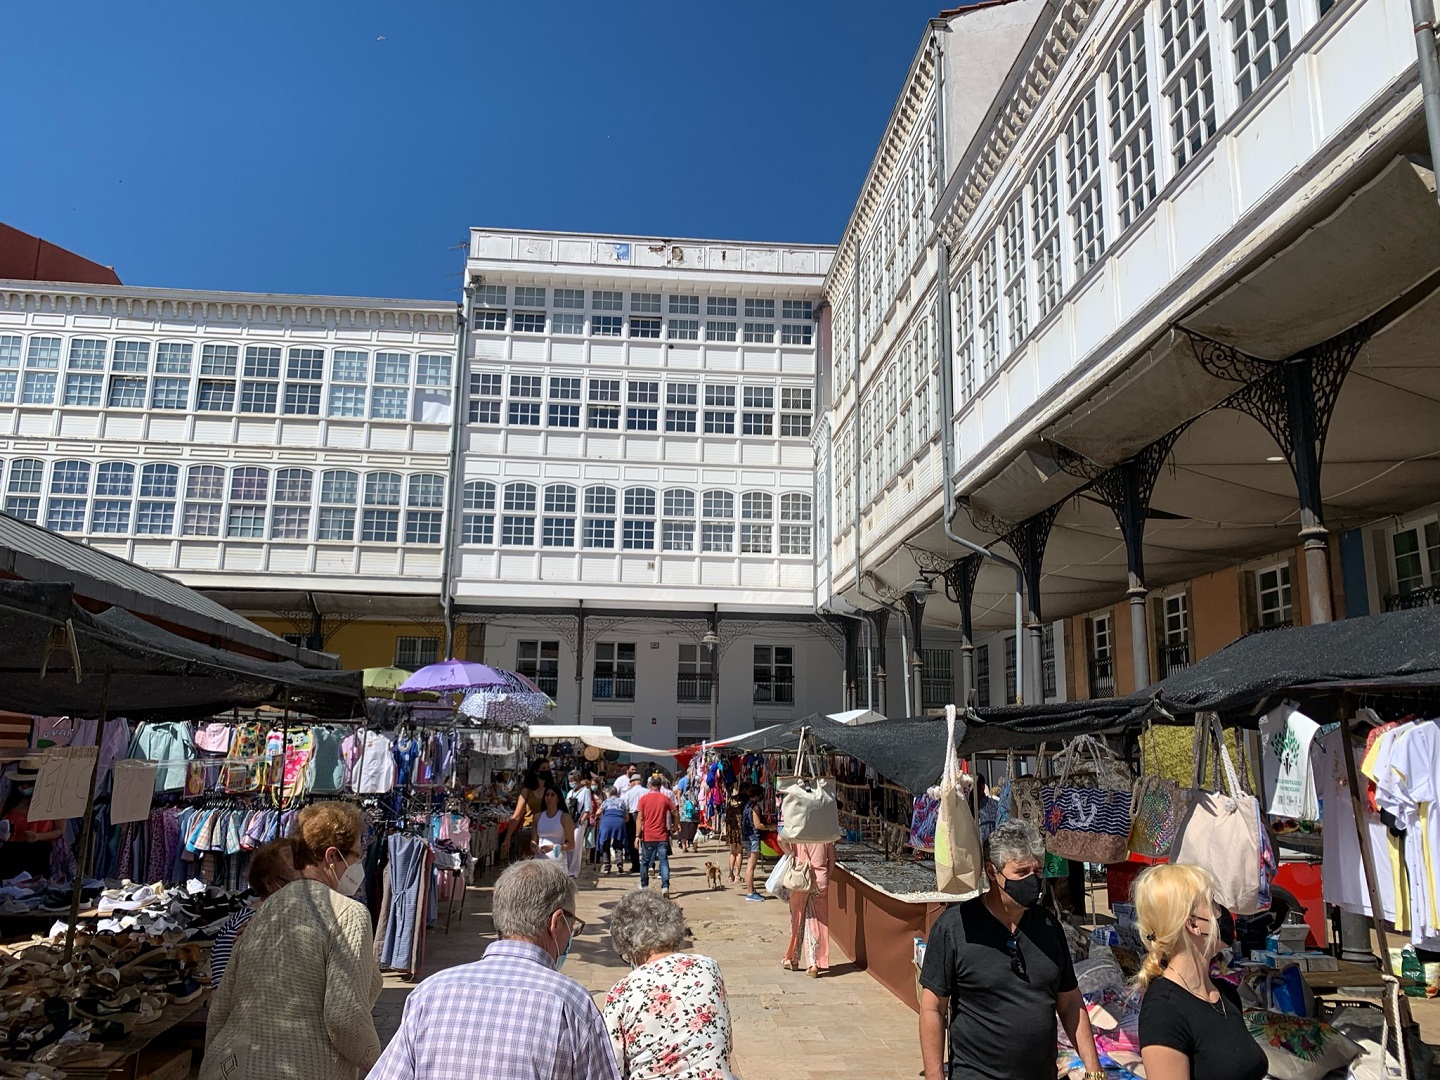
[451,230,845,744]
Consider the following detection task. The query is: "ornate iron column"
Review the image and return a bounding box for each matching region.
[944,553,984,706]
[1187,324,1370,624]
[901,583,931,715]
[866,606,891,716]
[1056,428,1185,690]
[997,506,1060,704]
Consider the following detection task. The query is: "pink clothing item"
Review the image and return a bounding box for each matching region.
[783,841,833,971]
[194,723,233,754]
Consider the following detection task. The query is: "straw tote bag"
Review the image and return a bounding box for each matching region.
[778,727,842,844]
[935,705,984,895]
[1169,713,1265,915]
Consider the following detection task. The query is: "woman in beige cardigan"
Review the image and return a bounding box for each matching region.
[202,802,382,1080]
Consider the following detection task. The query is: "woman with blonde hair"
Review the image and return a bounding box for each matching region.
[1133,862,1266,1080]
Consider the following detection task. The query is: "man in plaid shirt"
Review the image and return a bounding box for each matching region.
[369,858,619,1080]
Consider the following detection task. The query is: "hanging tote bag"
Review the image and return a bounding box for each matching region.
[994,751,1016,828]
[934,705,984,895]
[778,728,843,844]
[1040,735,1134,865]
[1128,721,1181,858]
[766,854,793,897]
[1168,713,1266,915]
[908,789,940,853]
[1006,746,1048,834]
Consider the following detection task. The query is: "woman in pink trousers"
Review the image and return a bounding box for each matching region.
[779,840,834,977]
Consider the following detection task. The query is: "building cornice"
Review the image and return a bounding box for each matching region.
[0,280,458,334]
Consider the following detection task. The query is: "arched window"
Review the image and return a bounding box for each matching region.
[227,467,270,538]
[501,482,537,546]
[183,465,225,536]
[137,464,179,535]
[661,488,695,552]
[92,462,136,534]
[271,468,314,540]
[46,460,91,533]
[700,490,734,553]
[622,487,656,550]
[542,484,576,548]
[318,470,358,541]
[362,472,403,543]
[582,485,616,549]
[3,458,42,522]
[406,473,446,544]
[780,493,813,556]
[462,481,496,545]
[740,491,774,554]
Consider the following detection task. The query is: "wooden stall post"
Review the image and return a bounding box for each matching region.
[63,669,110,964]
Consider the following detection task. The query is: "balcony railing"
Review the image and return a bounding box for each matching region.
[920,678,953,709]
[592,675,636,701]
[526,673,559,697]
[1157,642,1191,680]
[753,677,795,705]
[1387,586,1440,611]
[1089,659,1115,699]
[676,674,714,703]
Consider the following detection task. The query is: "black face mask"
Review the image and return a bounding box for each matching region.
[998,871,1043,909]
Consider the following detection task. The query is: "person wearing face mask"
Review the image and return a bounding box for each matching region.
[0,756,61,880]
[369,858,619,1080]
[1134,863,1267,1080]
[200,802,382,1080]
[918,821,1103,1080]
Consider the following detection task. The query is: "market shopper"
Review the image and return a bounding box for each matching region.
[597,785,629,874]
[536,785,577,871]
[201,801,382,1080]
[1133,863,1267,1080]
[918,820,1104,1080]
[678,783,702,853]
[509,769,544,860]
[636,774,677,897]
[723,787,745,884]
[779,838,834,977]
[209,837,298,986]
[369,858,619,1080]
[603,889,733,1080]
[740,784,766,901]
[621,770,646,872]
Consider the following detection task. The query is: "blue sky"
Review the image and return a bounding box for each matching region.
[1,2,949,300]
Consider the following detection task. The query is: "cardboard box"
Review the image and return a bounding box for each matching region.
[1262,950,1339,972]
[1266,925,1311,954]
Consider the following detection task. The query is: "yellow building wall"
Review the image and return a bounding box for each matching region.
[251,619,465,672]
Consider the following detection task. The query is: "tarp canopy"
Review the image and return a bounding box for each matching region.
[829,708,886,726]
[1150,604,1440,718]
[0,581,363,720]
[527,724,677,759]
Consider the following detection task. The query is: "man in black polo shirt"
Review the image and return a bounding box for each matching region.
[918,821,1104,1080]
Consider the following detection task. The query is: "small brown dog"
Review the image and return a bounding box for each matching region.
[704,861,724,890]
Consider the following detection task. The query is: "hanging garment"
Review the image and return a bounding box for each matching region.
[130,722,197,792]
[379,834,427,972]
[193,723,234,754]
[1260,703,1321,820]
[1373,719,1440,948]
[349,732,397,794]
[1316,727,1406,925]
[307,726,347,795]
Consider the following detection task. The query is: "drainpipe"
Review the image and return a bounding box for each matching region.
[1413,0,1440,208]
[441,281,475,659]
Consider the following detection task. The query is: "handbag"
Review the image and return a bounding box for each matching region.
[778,728,842,843]
[1040,735,1133,865]
[1005,746,1046,834]
[994,751,1014,828]
[782,859,815,893]
[765,854,793,897]
[909,790,940,852]
[1169,713,1266,915]
[935,705,983,895]
[1128,721,1181,858]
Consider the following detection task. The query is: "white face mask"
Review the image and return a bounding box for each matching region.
[330,852,365,897]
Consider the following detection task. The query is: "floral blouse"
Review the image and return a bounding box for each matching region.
[602,952,733,1080]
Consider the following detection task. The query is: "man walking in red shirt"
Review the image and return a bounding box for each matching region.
[636,775,677,897]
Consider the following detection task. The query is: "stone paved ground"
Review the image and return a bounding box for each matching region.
[374,841,923,1079]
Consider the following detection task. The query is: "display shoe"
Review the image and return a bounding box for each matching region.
[164,978,203,1006]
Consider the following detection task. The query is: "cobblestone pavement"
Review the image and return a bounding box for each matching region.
[373,841,923,1079]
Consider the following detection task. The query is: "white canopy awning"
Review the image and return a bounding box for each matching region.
[828,709,886,726]
[527,724,677,759]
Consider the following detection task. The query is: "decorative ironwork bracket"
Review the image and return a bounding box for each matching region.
[998,504,1060,622]
[958,496,1015,537]
[942,553,985,641]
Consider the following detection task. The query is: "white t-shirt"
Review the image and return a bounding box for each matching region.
[1317,727,1401,922]
[354,733,396,794]
[622,784,646,814]
[1260,703,1320,819]
[615,774,635,796]
[1381,721,1440,947]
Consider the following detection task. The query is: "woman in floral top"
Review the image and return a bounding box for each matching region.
[604,890,734,1080]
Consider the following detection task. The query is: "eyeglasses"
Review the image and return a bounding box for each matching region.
[562,911,587,937]
[1004,935,1028,981]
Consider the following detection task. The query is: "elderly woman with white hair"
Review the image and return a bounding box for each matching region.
[603,890,734,1080]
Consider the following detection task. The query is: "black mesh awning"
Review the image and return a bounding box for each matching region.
[0,581,363,720]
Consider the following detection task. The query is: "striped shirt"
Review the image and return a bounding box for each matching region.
[209,906,254,986]
[368,939,620,1080]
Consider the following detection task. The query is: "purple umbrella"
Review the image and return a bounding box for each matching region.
[399,659,511,694]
